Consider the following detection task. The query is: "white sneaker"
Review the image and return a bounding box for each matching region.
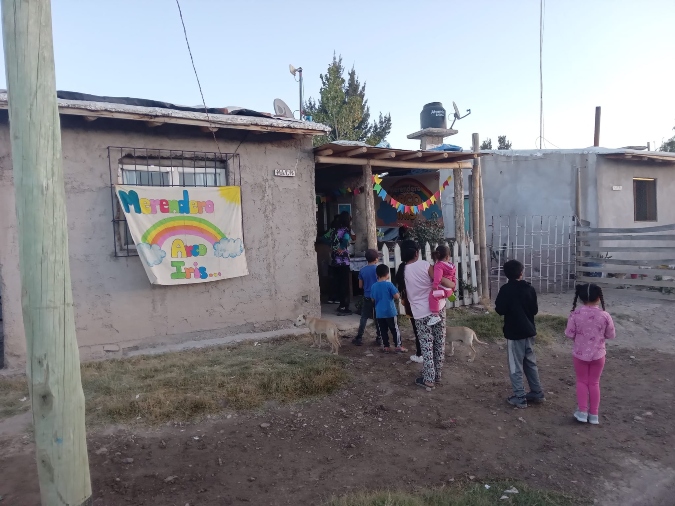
[410,355,423,363]
[574,410,588,423]
[588,414,600,425]
[427,315,441,326]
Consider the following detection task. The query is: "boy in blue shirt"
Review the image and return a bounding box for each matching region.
[370,264,408,353]
[351,249,382,346]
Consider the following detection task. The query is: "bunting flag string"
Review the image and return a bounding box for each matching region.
[316,184,366,204]
[371,174,452,213]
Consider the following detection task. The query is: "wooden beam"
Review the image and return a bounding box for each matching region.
[1,0,92,503]
[315,148,333,157]
[145,121,162,128]
[343,147,368,157]
[471,133,483,298]
[371,151,395,160]
[423,152,449,162]
[578,224,675,233]
[399,151,423,160]
[314,156,474,170]
[577,275,675,289]
[363,162,377,249]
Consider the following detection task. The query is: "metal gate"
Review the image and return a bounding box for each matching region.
[489,215,577,294]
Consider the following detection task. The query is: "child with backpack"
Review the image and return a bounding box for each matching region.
[565,283,616,425]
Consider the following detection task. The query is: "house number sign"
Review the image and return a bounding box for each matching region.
[274,169,296,177]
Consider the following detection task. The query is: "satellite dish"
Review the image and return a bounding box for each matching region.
[289,64,298,76]
[273,98,294,119]
[450,101,471,128]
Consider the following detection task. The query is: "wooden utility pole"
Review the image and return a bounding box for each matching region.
[478,167,490,303]
[471,134,483,298]
[1,1,92,504]
[593,106,601,147]
[453,167,465,244]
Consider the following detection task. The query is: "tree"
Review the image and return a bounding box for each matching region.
[480,138,492,150]
[497,135,512,150]
[304,54,392,147]
[660,126,675,152]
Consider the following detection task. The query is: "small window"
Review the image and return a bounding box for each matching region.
[633,178,657,222]
[108,147,239,256]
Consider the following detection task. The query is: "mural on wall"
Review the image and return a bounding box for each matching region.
[376,177,443,227]
[115,185,248,285]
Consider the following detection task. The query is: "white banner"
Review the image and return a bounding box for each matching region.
[115,185,248,285]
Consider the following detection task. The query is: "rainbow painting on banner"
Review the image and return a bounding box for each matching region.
[115,185,248,285]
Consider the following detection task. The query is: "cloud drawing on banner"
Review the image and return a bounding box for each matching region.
[138,243,166,266]
[213,237,244,259]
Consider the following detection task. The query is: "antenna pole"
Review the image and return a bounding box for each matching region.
[298,68,303,120]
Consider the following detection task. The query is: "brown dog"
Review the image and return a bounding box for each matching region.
[294,314,341,355]
[446,326,487,362]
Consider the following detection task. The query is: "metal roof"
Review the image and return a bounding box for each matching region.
[0,91,331,136]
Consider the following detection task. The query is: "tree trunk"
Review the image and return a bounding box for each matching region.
[1,0,92,504]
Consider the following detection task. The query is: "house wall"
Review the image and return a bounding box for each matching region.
[0,116,320,369]
[595,156,675,261]
[596,157,675,229]
[440,150,601,237]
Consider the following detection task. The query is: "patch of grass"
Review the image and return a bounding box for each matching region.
[0,376,29,418]
[325,482,584,506]
[0,338,349,425]
[446,308,568,344]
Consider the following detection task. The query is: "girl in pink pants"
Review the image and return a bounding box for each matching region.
[565,283,616,425]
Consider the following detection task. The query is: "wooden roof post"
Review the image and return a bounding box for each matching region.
[453,166,465,244]
[1,0,92,504]
[471,134,483,298]
[364,162,377,249]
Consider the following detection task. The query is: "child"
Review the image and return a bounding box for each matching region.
[370,264,407,353]
[427,245,457,326]
[495,259,545,409]
[351,249,382,346]
[565,283,616,425]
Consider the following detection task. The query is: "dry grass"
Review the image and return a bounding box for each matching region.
[0,337,349,426]
[0,376,30,418]
[446,308,568,344]
[325,482,583,506]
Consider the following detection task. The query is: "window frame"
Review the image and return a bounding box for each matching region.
[633,177,657,222]
[108,147,239,257]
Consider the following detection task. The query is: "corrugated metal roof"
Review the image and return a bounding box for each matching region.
[0,91,331,136]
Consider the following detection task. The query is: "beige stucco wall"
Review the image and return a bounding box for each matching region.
[596,156,675,229]
[0,116,320,369]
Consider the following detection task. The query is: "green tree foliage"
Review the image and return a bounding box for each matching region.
[497,135,512,150]
[480,138,492,150]
[304,54,392,147]
[660,126,675,152]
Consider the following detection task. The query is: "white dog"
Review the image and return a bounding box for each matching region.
[446,326,487,362]
[294,314,341,355]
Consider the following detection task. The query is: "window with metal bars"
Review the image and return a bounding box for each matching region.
[633,177,657,222]
[108,147,240,256]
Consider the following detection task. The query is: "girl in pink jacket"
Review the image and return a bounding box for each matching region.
[427,245,457,326]
[565,283,616,425]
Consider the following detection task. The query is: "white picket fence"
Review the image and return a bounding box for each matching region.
[379,239,480,307]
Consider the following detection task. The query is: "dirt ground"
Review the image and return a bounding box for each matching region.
[1,293,674,506]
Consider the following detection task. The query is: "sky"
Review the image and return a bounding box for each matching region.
[0,0,673,151]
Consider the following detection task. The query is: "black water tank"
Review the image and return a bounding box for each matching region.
[420,102,447,129]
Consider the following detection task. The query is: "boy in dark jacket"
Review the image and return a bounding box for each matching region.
[495,260,545,409]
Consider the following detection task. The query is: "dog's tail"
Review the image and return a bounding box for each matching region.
[473,331,488,345]
[331,326,341,347]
